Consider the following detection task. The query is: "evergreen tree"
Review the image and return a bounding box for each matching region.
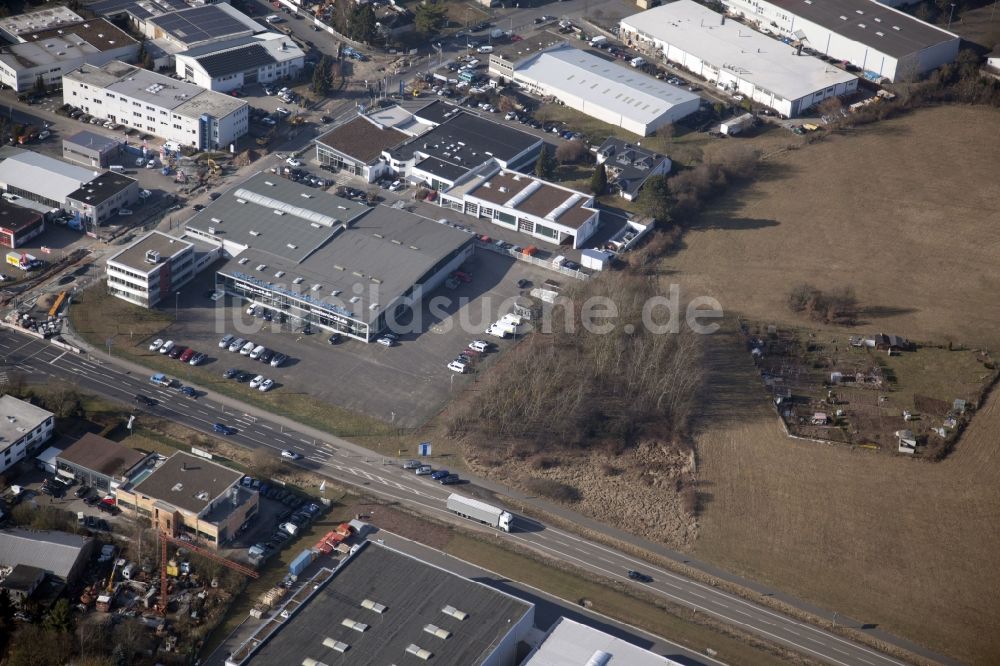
[590,163,608,195]
[534,146,555,180]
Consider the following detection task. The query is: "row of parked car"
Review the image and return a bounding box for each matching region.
[447,339,491,374]
[402,459,461,485]
[148,338,208,366]
[219,332,288,368]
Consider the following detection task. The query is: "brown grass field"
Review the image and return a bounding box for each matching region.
[668,106,1000,663]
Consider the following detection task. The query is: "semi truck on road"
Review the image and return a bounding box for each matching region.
[447,493,514,532]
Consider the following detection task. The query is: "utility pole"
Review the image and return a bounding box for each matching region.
[947,3,956,29]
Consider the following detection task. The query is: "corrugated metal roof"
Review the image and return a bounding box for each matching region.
[0,529,90,581]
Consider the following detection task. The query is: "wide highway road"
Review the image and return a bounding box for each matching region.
[0,328,926,666]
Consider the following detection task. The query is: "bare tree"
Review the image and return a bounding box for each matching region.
[555,139,587,164]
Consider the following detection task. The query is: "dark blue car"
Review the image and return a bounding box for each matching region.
[213,423,236,435]
[430,469,449,480]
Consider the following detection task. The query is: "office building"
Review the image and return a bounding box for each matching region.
[56,432,153,493]
[62,130,124,168]
[314,115,410,183]
[63,60,249,150]
[0,396,54,476]
[114,451,258,549]
[0,17,138,93]
[66,170,140,229]
[105,230,208,308]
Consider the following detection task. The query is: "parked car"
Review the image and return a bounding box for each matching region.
[167,345,186,359]
[376,337,394,347]
[179,348,196,363]
[240,341,256,355]
[430,469,450,480]
[149,338,164,352]
[259,349,274,363]
[439,474,460,485]
[189,351,207,366]
[270,352,287,368]
[180,386,197,398]
[228,337,246,352]
[159,340,175,355]
[249,374,265,388]
[259,378,275,392]
[224,367,240,379]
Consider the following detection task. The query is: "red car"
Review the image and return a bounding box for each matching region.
[179,347,196,363]
[452,270,472,283]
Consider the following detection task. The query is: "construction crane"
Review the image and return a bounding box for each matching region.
[159,531,258,614]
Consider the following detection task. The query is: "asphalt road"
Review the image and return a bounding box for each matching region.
[0,327,928,666]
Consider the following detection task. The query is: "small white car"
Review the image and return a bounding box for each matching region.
[376,336,394,347]
[218,334,234,349]
[469,340,489,353]
[447,360,467,373]
[240,340,256,355]
[415,465,433,475]
[389,180,403,191]
[276,107,291,117]
[145,159,156,169]
[285,156,301,166]
[486,324,508,339]
[249,374,265,389]
[37,130,50,140]
[149,338,164,352]
[138,189,151,199]
[159,340,175,354]
[259,378,275,392]
[249,344,266,360]
[281,449,301,460]
[261,117,277,126]
[135,157,146,167]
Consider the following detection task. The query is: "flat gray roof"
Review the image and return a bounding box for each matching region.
[1,18,136,70]
[768,0,958,58]
[67,170,136,206]
[149,4,262,47]
[0,396,52,454]
[131,451,243,515]
[107,230,192,274]
[57,432,148,479]
[0,7,84,37]
[196,173,473,325]
[246,541,533,665]
[65,60,246,118]
[0,528,89,581]
[621,1,857,101]
[64,130,122,153]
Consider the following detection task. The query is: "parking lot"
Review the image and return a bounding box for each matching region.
[151,248,552,427]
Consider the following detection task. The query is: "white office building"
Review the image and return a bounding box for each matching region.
[105,231,200,308]
[0,396,55,476]
[510,44,700,136]
[620,1,859,118]
[63,60,249,150]
[722,0,959,82]
[175,33,305,92]
[0,18,138,93]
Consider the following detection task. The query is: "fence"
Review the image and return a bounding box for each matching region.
[474,241,589,281]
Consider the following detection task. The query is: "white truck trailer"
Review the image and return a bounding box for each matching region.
[447,494,514,532]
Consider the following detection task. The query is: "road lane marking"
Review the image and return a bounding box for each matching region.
[50,351,67,365]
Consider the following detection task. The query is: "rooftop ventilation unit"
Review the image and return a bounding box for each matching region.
[256,264,267,271]
[584,651,613,666]
[423,624,451,640]
[145,250,161,264]
[210,217,222,223]
[349,296,360,304]
[322,637,349,653]
[293,277,304,285]
[196,491,209,501]
[311,284,321,292]
[441,605,468,621]
[236,198,246,204]
[405,645,433,660]
[341,619,368,632]
[287,243,297,249]
[273,210,284,216]
[249,230,260,236]
[302,659,330,666]
[238,257,249,265]
[275,271,285,278]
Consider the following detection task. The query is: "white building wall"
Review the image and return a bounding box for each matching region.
[63,76,248,149]
[0,415,54,475]
[0,42,139,93]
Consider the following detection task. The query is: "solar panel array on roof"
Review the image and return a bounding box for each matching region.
[151,5,253,46]
[196,43,276,77]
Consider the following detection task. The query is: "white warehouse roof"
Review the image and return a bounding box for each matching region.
[524,618,683,666]
[513,44,699,128]
[621,0,857,102]
[0,150,98,204]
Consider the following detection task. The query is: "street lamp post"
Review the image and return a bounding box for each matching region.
[174,290,180,321]
[947,3,956,29]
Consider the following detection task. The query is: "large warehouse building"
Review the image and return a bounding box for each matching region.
[509,44,700,136]
[174,33,305,92]
[228,541,534,666]
[620,1,858,118]
[185,173,475,342]
[722,0,959,82]
[63,60,248,150]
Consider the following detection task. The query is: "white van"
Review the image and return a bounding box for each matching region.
[630,56,646,68]
[447,360,467,373]
[109,164,125,173]
[477,45,494,54]
[265,14,281,23]
[469,340,489,353]
[249,344,266,360]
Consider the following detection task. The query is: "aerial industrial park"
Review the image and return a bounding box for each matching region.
[0,0,996,665]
